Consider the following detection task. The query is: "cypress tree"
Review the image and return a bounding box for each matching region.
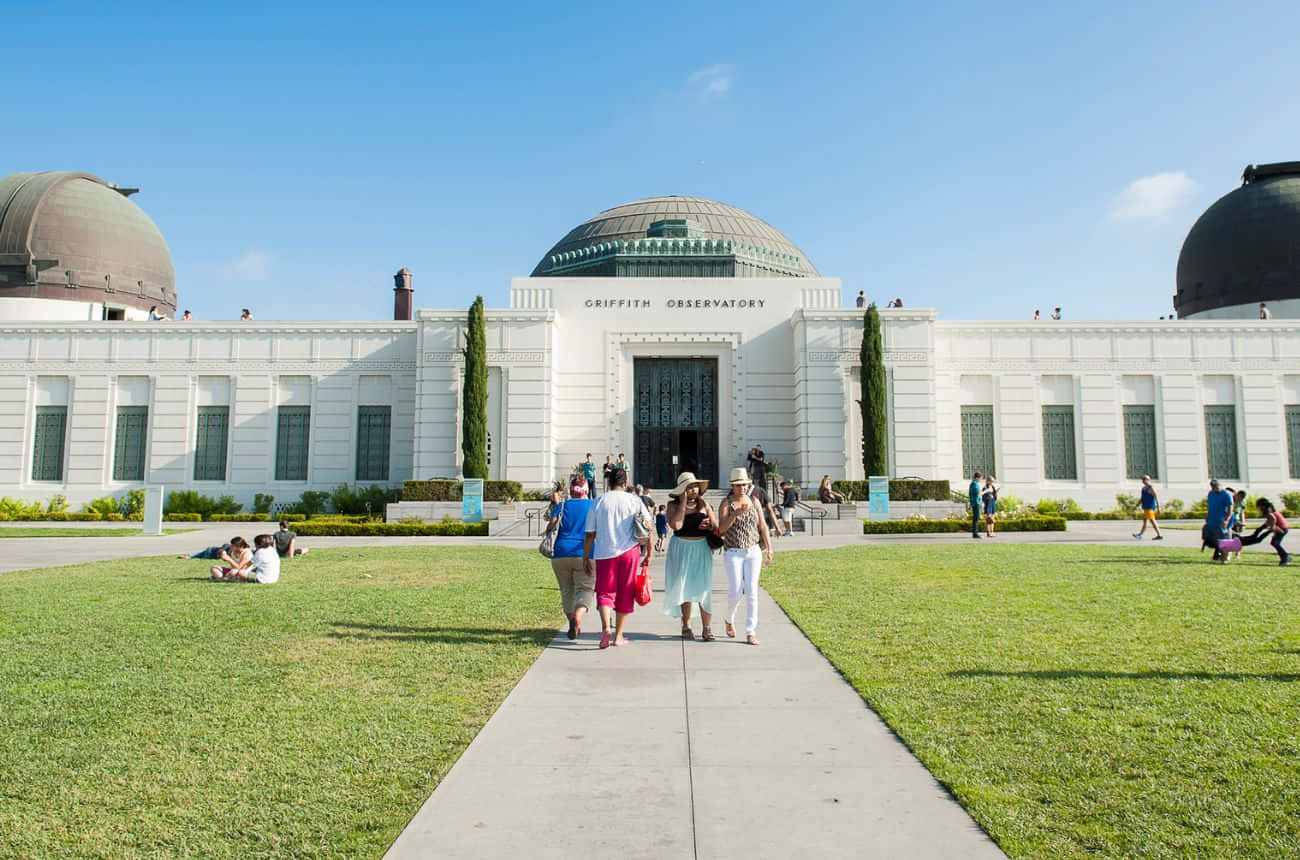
[860,303,888,476]
[461,296,489,479]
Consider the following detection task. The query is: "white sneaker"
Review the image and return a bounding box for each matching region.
[1132,533,1142,540]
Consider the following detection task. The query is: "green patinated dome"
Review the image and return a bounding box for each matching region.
[0,171,175,313]
[532,195,817,278]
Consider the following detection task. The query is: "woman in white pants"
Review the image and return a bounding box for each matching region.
[716,467,773,645]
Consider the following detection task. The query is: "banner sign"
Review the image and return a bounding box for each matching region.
[462,478,484,524]
[868,475,890,522]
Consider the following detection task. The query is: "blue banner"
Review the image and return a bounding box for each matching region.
[462,478,484,524]
[868,475,890,521]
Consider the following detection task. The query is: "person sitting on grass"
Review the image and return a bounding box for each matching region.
[208,536,252,581]
[227,534,281,583]
[273,521,308,558]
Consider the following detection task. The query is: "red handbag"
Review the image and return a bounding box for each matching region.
[634,562,652,606]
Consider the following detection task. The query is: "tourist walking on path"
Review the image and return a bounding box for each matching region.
[663,472,717,640]
[583,467,652,649]
[981,475,998,537]
[544,483,595,640]
[717,467,773,645]
[1132,475,1164,540]
[568,472,590,499]
[968,472,983,539]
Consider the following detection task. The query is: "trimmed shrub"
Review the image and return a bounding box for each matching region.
[283,490,330,517]
[83,495,126,517]
[165,491,242,519]
[1280,492,1300,513]
[254,493,275,515]
[164,513,203,522]
[1115,493,1140,515]
[861,304,888,476]
[1163,498,1185,513]
[485,481,522,503]
[1035,498,1082,516]
[863,516,1066,534]
[330,484,400,516]
[0,497,47,521]
[292,521,489,537]
[44,512,105,521]
[209,513,276,522]
[830,480,950,502]
[462,296,489,479]
[401,480,460,501]
[280,513,307,523]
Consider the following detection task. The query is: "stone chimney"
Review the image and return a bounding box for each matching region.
[393,268,413,320]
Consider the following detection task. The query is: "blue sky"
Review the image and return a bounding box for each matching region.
[6,0,1297,320]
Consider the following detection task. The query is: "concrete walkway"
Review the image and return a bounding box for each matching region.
[384,553,1005,859]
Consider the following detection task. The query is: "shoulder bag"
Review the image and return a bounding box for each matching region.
[539,499,564,558]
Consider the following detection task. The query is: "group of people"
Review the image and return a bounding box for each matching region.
[1032,308,1064,320]
[183,521,308,583]
[566,453,631,498]
[967,472,1000,538]
[543,465,775,649]
[1194,479,1290,565]
[852,292,905,309]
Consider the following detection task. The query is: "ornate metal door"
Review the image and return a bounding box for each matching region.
[633,358,718,487]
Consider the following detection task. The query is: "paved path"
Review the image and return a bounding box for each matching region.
[385,553,1005,859]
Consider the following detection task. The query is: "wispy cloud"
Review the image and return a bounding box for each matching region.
[1109,171,1199,221]
[687,63,735,99]
[222,249,273,281]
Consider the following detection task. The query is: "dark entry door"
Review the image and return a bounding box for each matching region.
[633,358,718,488]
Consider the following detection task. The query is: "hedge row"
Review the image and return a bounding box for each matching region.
[400,480,523,502]
[292,521,490,537]
[206,513,370,523]
[832,480,951,502]
[863,516,1067,534]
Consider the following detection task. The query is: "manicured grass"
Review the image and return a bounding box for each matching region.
[0,527,195,538]
[764,544,1299,858]
[0,547,558,858]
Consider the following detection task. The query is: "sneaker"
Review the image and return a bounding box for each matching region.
[1132,533,1142,540]
[1281,556,1291,567]
[971,534,981,539]
[1153,535,1164,541]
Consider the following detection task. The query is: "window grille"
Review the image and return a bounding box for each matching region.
[275,406,311,481]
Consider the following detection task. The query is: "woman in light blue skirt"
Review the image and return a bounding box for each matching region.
[663,472,718,640]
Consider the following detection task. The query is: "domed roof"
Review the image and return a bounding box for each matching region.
[1175,162,1300,317]
[532,195,816,278]
[0,171,175,314]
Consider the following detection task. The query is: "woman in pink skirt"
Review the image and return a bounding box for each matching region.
[583,466,653,649]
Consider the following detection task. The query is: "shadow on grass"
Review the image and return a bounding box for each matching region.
[327,621,553,645]
[952,668,1299,682]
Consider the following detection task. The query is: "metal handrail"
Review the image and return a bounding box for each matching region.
[794,501,826,536]
[525,507,545,537]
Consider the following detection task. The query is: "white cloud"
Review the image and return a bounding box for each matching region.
[222,249,273,281]
[1109,171,1199,221]
[688,63,735,99]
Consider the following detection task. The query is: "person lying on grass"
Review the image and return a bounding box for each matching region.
[208,536,252,581]
[221,534,281,583]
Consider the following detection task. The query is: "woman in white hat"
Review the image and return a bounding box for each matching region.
[663,471,718,640]
[717,467,773,645]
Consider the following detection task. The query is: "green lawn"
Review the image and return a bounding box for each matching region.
[0,547,558,858]
[764,544,1299,858]
[0,527,195,537]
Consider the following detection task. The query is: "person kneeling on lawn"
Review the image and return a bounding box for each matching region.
[227,534,281,583]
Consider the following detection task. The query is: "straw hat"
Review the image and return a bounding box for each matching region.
[669,472,709,498]
[728,467,752,485]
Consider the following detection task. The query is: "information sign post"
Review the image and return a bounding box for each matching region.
[868,475,890,522]
[142,485,165,535]
[462,479,484,524]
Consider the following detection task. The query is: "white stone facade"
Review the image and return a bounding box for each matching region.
[3,275,1300,510]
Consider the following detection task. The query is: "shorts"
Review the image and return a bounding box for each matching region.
[1142,509,1156,521]
[595,545,641,615]
[782,506,795,523]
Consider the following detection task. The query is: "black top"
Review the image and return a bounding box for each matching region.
[675,510,712,538]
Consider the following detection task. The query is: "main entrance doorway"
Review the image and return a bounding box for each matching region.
[633,357,719,488]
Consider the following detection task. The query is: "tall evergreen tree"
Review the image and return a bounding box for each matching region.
[461,296,489,479]
[860,304,888,476]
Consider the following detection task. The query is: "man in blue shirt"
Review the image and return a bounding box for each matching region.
[1132,475,1164,541]
[1204,478,1234,560]
[969,471,983,539]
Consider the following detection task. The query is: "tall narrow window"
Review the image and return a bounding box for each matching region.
[1204,405,1239,480]
[1287,405,1300,480]
[355,405,391,481]
[194,406,229,481]
[31,406,67,481]
[960,405,995,477]
[112,406,149,481]
[1123,405,1158,480]
[1042,405,1078,480]
[275,406,310,481]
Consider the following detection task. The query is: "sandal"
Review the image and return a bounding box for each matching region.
[701,626,715,642]
[724,621,736,638]
[746,634,760,646]
[681,627,695,640]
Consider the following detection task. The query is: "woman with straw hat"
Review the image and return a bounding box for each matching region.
[663,471,718,641]
[717,467,773,645]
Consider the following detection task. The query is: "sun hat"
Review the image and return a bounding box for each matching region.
[728,467,751,485]
[669,472,709,498]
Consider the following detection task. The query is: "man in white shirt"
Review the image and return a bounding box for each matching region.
[232,534,281,583]
[583,467,652,649]
[1260,302,1273,319]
